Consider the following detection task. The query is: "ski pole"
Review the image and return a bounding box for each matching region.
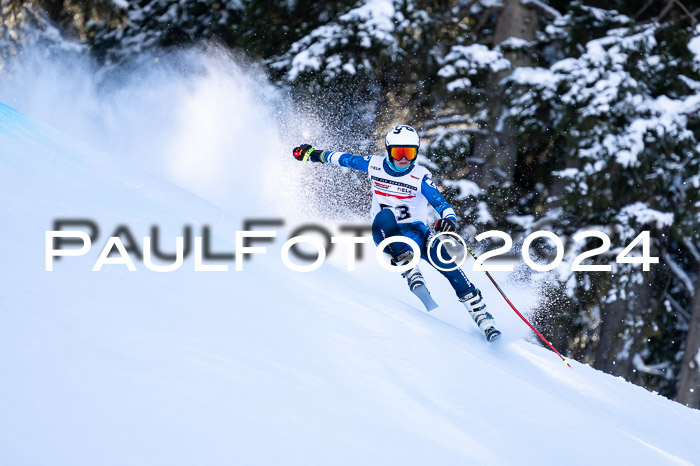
[461,242,571,368]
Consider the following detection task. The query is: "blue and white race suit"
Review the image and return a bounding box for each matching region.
[321,151,475,297]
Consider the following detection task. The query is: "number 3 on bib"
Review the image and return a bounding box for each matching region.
[379,203,411,221]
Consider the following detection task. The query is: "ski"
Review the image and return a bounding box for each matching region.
[410,283,438,311]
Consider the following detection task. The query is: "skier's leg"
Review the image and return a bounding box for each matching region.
[394,222,429,290]
[372,211,428,290]
[372,210,428,263]
[425,237,500,339]
[372,209,410,258]
[423,237,475,296]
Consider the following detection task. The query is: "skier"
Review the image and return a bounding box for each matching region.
[293,124,501,341]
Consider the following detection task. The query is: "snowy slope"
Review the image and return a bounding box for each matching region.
[1,101,700,466]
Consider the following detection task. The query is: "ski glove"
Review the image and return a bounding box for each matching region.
[293,144,326,163]
[434,218,457,234]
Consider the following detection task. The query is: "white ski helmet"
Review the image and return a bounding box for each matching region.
[385,125,420,172]
[385,124,420,151]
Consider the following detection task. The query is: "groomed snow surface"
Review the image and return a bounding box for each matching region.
[1,101,699,466]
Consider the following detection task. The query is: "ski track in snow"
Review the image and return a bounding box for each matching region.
[1,77,700,465]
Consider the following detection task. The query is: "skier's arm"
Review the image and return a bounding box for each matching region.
[421,174,457,222]
[293,145,369,173]
[322,151,370,172]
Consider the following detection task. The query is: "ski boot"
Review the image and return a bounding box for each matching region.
[391,249,425,291]
[392,250,438,311]
[459,289,501,342]
[392,250,425,291]
[402,267,426,291]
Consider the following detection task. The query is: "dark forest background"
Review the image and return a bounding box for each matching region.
[2,0,699,407]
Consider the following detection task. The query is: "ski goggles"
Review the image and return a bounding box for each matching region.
[388,146,418,161]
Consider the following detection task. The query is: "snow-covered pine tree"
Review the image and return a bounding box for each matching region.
[87,0,245,63]
[88,0,359,64]
[0,0,88,69]
[505,3,700,398]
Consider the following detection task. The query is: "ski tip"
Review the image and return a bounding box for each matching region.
[411,284,439,311]
[425,301,439,312]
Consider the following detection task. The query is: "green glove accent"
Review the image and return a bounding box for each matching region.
[309,149,329,163]
[293,145,328,163]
